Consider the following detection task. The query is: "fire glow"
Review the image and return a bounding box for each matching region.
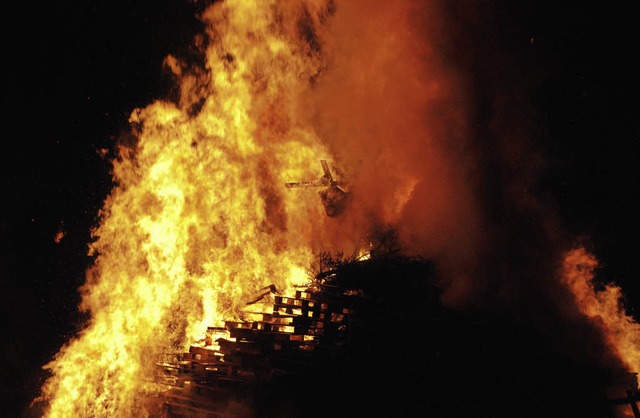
[33,0,640,417]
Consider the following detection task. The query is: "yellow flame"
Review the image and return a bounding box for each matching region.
[36,1,337,416]
[562,246,640,385]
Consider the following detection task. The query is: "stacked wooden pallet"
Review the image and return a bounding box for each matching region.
[157,288,358,417]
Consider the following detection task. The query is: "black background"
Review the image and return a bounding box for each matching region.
[2,1,638,417]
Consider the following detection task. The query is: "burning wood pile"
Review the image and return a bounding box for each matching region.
[150,253,640,418]
[156,290,356,416]
[154,255,442,417]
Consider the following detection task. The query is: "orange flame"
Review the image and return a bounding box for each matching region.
[36,1,340,416]
[562,246,640,386]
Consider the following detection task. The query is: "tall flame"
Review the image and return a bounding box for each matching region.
[36,1,339,416]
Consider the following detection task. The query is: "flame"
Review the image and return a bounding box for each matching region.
[36,1,339,416]
[562,246,640,385]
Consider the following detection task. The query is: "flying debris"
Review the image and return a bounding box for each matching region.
[285,160,351,217]
[246,284,279,305]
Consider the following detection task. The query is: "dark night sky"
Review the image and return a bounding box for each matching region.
[2,1,639,417]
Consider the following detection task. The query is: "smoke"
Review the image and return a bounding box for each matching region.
[296,0,529,306]
[298,0,634,379]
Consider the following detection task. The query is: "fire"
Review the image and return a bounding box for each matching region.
[562,246,640,385]
[32,0,640,416]
[35,1,339,416]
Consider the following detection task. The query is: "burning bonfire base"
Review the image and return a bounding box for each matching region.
[157,289,355,417]
[155,259,376,417]
[151,254,640,418]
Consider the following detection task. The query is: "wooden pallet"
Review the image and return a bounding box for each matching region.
[157,286,358,416]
